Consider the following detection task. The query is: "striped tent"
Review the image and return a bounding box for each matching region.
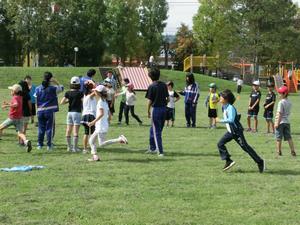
[118,67,151,91]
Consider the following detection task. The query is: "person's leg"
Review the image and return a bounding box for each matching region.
[118,101,125,123]
[266,120,270,133]
[151,107,165,154]
[185,103,191,127]
[217,132,234,161]
[276,140,282,155]
[287,139,296,156]
[124,105,129,125]
[271,121,275,134]
[247,114,251,130]
[45,112,54,148]
[171,108,175,127]
[37,113,46,147]
[66,124,72,150]
[73,125,80,151]
[191,104,197,127]
[130,106,142,124]
[97,132,124,147]
[253,116,258,132]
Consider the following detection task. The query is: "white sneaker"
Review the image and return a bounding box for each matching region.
[119,135,128,144]
[37,145,43,150]
[158,153,164,157]
[73,148,81,152]
[145,149,158,154]
[82,149,88,154]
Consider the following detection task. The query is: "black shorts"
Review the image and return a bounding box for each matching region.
[31,103,36,116]
[237,85,242,94]
[166,107,175,121]
[107,101,115,114]
[248,108,259,117]
[81,114,95,135]
[208,108,217,118]
[263,110,274,121]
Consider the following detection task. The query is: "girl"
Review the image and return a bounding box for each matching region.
[124,83,143,125]
[88,85,128,161]
[216,89,265,173]
[166,81,180,127]
[81,81,97,154]
[116,78,130,125]
[60,77,83,152]
[179,73,200,128]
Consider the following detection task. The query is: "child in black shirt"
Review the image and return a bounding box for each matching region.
[263,82,276,134]
[247,80,261,133]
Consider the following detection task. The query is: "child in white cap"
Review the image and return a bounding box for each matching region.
[88,85,128,161]
[247,80,261,132]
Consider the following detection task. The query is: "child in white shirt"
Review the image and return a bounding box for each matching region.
[124,83,142,125]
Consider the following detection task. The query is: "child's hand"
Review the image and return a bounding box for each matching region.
[147,111,151,118]
[88,122,94,127]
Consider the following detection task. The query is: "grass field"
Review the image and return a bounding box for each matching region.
[0,68,300,225]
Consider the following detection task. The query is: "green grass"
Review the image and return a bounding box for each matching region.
[0,68,300,225]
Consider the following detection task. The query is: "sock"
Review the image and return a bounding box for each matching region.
[66,136,71,148]
[73,136,79,150]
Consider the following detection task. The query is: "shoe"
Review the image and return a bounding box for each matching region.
[186,124,191,128]
[277,151,282,156]
[37,145,43,150]
[26,141,32,153]
[223,160,236,171]
[251,129,258,133]
[145,149,158,154]
[67,147,72,152]
[83,149,89,154]
[88,154,100,162]
[119,135,128,144]
[258,160,265,173]
[72,148,81,153]
[47,146,53,151]
[117,122,121,125]
[158,153,164,157]
[245,128,252,132]
[291,151,296,157]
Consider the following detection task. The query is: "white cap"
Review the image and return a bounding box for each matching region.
[252,80,260,86]
[8,84,22,92]
[93,85,106,93]
[70,76,80,85]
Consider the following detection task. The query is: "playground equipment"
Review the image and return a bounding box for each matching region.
[275,62,298,93]
[183,55,219,72]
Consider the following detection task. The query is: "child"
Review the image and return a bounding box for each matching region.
[274,86,296,157]
[237,78,243,95]
[60,77,83,152]
[0,84,32,152]
[24,75,36,124]
[81,81,97,154]
[179,73,200,128]
[104,81,115,115]
[116,78,130,125]
[205,83,219,129]
[263,82,276,134]
[88,85,128,161]
[247,80,261,132]
[166,81,180,127]
[124,83,143,125]
[216,89,265,173]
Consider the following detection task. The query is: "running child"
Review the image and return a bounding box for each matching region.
[274,86,296,157]
[166,81,180,127]
[0,84,32,152]
[60,77,83,152]
[247,80,261,132]
[116,78,130,125]
[263,82,276,134]
[124,83,143,125]
[216,89,265,172]
[205,83,219,129]
[88,85,128,161]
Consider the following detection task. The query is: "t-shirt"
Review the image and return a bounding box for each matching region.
[29,84,36,103]
[277,98,291,124]
[80,76,92,92]
[249,90,261,108]
[64,90,83,113]
[145,81,169,107]
[120,86,127,103]
[126,91,136,106]
[209,92,220,110]
[237,79,243,86]
[82,95,97,116]
[95,99,109,133]
[104,77,117,90]
[106,88,115,102]
[167,90,179,109]
[22,92,32,117]
[264,91,276,111]
[9,95,23,119]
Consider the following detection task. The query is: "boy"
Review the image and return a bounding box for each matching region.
[116,78,130,125]
[205,83,219,129]
[263,82,276,134]
[0,84,32,152]
[247,80,261,132]
[274,86,296,157]
[216,89,265,173]
[166,81,180,127]
[145,68,169,157]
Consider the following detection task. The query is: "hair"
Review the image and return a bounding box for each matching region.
[18,80,30,96]
[221,89,236,105]
[148,67,160,81]
[42,72,53,89]
[87,69,96,78]
[123,78,130,84]
[24,75,32,80]
[84,82,94,96]
[186,73,195,85]
[96,90,107,99]
[70,83,80,90]
[167,81,174,88]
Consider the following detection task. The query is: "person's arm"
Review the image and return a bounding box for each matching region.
[60,97,69,105]
[248,98,252,109]
[193,84,200,105]
[251,99,260,109]
[265,101,275,109]
[174,91,180,102]
[274,103,283,128]
[2,100,17,109]
[88,108,104,127]
[219,106,236,124]
[147,99,152,118]
[28,100,32,115]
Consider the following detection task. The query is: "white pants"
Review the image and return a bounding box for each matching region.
[89,131,120,155]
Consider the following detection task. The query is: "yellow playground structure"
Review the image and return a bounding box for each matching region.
[183,55,219,72]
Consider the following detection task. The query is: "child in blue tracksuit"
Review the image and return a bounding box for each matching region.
[145,68,169,156]
[179,73,200,127]
[35,72,63,150]
[216,89,265,173]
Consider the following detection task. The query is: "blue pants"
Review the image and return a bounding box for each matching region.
[38,112,55,147]
[185,103,197,127]
[149,107,166,154]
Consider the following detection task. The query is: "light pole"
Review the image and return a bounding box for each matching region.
[74,47,79,67]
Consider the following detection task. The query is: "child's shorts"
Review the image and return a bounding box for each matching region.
[0,118,23,132]
[107,101,115,114]
[22,116,31,124]
[263,110,273,121]
[275,123,291,141]
[208,108,217,118]
[81,114,95,135]
[248,108,259,117]
[67,112,81,125]
[165,107,175,121]
[31,103,36,116]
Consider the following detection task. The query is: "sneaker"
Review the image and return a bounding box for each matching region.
[119,135,128,144]
[88,155,100,162]
[223,160,236,171]
[83,149,89,154]
[158,153,164,157]
[258,160,265,173]
[37,145,43,150]
[47,145,53,151]
[245,128,252,132]
[26,141,32,153]
[72,148,81,153]
[145,149,158,154]
[67,147,72,152]
[291,151,296,157]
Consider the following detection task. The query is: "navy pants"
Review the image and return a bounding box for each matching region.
[217,131,263,163]
[118,101,125,123]
[38,112,55,147]
[149,107,166,154]
[185,102,197,127]
[124,105,142,125]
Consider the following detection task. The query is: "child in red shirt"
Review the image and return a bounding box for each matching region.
[0,84,32,152]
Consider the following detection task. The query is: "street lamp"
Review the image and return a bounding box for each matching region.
[74,47,79,67]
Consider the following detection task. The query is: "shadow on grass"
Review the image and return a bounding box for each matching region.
[108,158,175,163]
[167,151,219,157]
[232,169,300,176]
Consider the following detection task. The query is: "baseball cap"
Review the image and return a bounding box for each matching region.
[93,85,106,93]
[209,83,217,88]
[252,80,260,86]
[278,86,288,94]
[70,76,80,85]
[8,84,22,93]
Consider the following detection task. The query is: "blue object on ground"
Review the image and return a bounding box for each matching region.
[0,165,45,172]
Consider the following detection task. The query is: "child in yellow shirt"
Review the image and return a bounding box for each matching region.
[205,83,220,129]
